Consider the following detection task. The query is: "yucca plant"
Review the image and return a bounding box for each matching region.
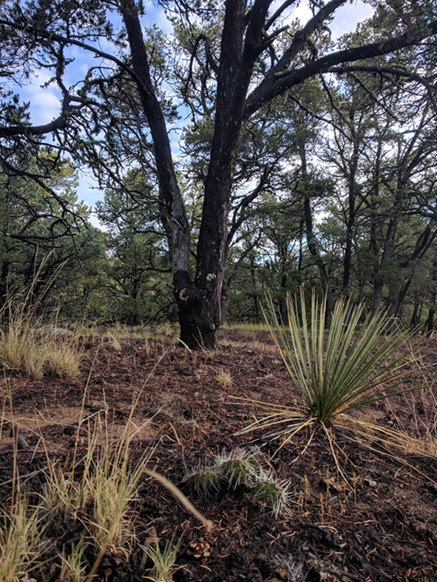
[236,289,421,446]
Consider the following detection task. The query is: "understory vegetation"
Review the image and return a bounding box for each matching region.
[1,307,437,580]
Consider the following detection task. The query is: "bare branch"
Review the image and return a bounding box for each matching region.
[244,18,437,119]
[266,0,296,30]
[329,64,437,114]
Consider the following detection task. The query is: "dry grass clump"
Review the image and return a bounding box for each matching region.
[58,537,87,582]
[0,493,47,582]
[0,319,83,380]
[0,268,83,380]
[216,368,233,387]
[44,432,150,565]
[44,336,83,379]
[0,355,209,582]
[99,329,123,351]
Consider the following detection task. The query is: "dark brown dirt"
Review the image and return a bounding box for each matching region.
[1,329,437,582]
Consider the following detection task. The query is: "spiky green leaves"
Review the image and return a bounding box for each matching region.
[263,289,419,425]
[234,290,425,462]
[181,470,222,498]
[250,471,292,517]
[214,449,262,489]
[182,448,292,516]
[182,448,261,496]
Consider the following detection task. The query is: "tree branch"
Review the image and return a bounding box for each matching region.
[244,18,437,119]
[329,64,437,113]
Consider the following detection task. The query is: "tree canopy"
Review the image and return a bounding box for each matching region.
[1,0,437,345]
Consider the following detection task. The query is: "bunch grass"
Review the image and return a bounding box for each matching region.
[59,538,86,582]
[143,537,182,582]
[0,263,83,379]
[43,425,147,564]
[216,369,233,387]
[0,493,47,582]
[1,349,210,582]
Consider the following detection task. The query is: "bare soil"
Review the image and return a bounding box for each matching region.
[1,328,437,582]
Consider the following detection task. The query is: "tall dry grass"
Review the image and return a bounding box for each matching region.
[0,350,209,582]
[0,268,83,380]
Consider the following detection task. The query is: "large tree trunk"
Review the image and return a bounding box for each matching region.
[119,5,191,272]
[174,0,268,349]
[118,0,437,349]
[177,282,225,349]
[120,0,269,349]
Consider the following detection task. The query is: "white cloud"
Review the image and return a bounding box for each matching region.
[88,214,104,229]
[19,68,62,125]
[24,90,61,125]
[30,68,53,85]
[330,1,375,39]
[290,3,313,25]
[270,0,374,38]
[142,1,173,34]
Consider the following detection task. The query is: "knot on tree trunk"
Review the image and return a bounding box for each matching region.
[178,287,207,303]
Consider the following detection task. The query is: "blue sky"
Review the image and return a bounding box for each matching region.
[20,0,374,227]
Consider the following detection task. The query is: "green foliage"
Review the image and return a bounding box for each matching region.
[143,537,182,582]
[182,469,221,498]
[182,448,292,516]
[250,471,292,517]
[96,173,173,325]
[215,449,261,489]
[2,0,437,337]
[264,289,418,425]
[0,154,105,318]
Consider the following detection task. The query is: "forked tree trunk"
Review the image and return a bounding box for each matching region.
[118,0,437,350]
[175,0,264,349]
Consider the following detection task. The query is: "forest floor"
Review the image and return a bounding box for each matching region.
[1,325,437,582]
